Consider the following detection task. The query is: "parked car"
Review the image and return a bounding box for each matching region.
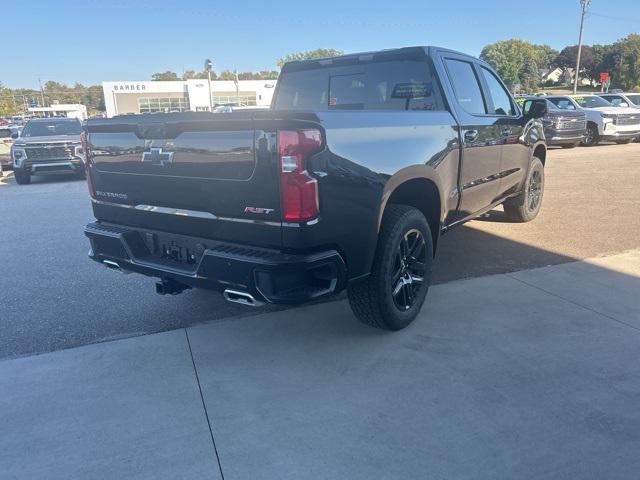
[10,118,85,185]
[83,46,548,331]
[519,96,586,148]
[0,127,14,171]
[545,94,640,146]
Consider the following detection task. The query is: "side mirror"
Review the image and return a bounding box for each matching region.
[11,133,19,139]
[619,102,629,108]
[526,99,548,119]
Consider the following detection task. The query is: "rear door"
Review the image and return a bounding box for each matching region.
[439,53,502,218]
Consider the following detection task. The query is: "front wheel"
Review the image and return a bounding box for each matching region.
[615,138,633,144]
[14,170,31,185]
[503,156,544,223]
[348,205,433,331]
[581,124,599,146]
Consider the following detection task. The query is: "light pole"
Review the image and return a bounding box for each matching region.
[205,59,213,111]
[573,0,591,94]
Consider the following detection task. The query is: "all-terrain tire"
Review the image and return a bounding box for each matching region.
[14,170,31,185]
[347,205,433,331]
[503,156,544,223]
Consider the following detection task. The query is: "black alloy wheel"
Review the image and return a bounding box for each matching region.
[391,229,427,311]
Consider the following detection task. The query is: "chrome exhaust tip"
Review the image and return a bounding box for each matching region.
[102,259,129,274]
[223,289,263,307]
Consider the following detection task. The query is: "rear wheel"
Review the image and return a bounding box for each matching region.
[561,142,579,149]
[503,156,544,223]
[14,170,31,185]
[348,205,433,331]
[581,124,599,146]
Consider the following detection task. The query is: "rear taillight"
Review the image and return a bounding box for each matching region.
[278,129,322,222]
[80,132,96,199]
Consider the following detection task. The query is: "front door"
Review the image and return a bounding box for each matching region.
[476,65,529,200]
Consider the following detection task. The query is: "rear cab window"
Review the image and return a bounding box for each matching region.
[443,59,487,115]
[275,53,445,112]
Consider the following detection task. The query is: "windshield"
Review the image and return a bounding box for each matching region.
[547,97,576,110]
[625,94,640,105]
[0,128,12,138]
[572,96,611,108]
[21,120,82,137]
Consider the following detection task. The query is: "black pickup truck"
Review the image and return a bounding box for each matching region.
[84,46,548,330]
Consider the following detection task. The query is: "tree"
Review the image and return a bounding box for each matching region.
[609,34,640,90]
[0,82,16,116]
[182,70,210,80]
[480,39,539,91]
[151,71,180,81]
[532,44,559,71]
[555,45,596,84]
[277,48,343,68]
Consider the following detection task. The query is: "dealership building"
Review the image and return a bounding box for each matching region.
[102,79,277,117]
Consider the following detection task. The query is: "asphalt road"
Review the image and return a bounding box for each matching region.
[1,143,639,359]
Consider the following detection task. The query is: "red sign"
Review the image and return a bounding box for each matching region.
[600,72,610,82]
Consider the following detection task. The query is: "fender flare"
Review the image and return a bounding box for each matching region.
[377,165,446,234]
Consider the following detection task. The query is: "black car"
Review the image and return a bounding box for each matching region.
[83,46,548,331]
[519,96,586,148]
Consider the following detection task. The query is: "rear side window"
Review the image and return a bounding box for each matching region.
[444,59,486,115]
[480,66,515,116]
[275,59,444,111]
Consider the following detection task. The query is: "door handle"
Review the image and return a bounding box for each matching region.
[464,130,479,142]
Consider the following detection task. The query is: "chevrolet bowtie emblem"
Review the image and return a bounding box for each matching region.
[142,147,174,166]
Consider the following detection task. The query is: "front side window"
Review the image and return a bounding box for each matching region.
[480,66,515,116]
[444,59,486,115]
[602,95,624,106]
[625,94,640,106]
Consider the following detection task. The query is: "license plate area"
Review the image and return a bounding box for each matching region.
[136,231,207,272]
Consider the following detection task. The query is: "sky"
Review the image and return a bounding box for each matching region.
[4,0,640,89]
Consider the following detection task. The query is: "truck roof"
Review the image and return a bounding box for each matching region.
[281,46,478,72]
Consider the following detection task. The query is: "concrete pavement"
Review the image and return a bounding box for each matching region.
[2,250,639,479]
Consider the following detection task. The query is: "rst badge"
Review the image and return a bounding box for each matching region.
[244,207,275,215]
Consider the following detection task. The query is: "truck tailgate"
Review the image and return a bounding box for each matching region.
[85,112,282,248]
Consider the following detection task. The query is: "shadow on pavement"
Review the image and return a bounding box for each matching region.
[433,223,576,284]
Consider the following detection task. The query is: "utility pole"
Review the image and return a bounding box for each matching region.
[38,77,46,107]
[234,70,240,106]
[204,59,213,112]
[573,0,591,94]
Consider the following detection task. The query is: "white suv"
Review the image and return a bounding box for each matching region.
[546,94,640,146]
